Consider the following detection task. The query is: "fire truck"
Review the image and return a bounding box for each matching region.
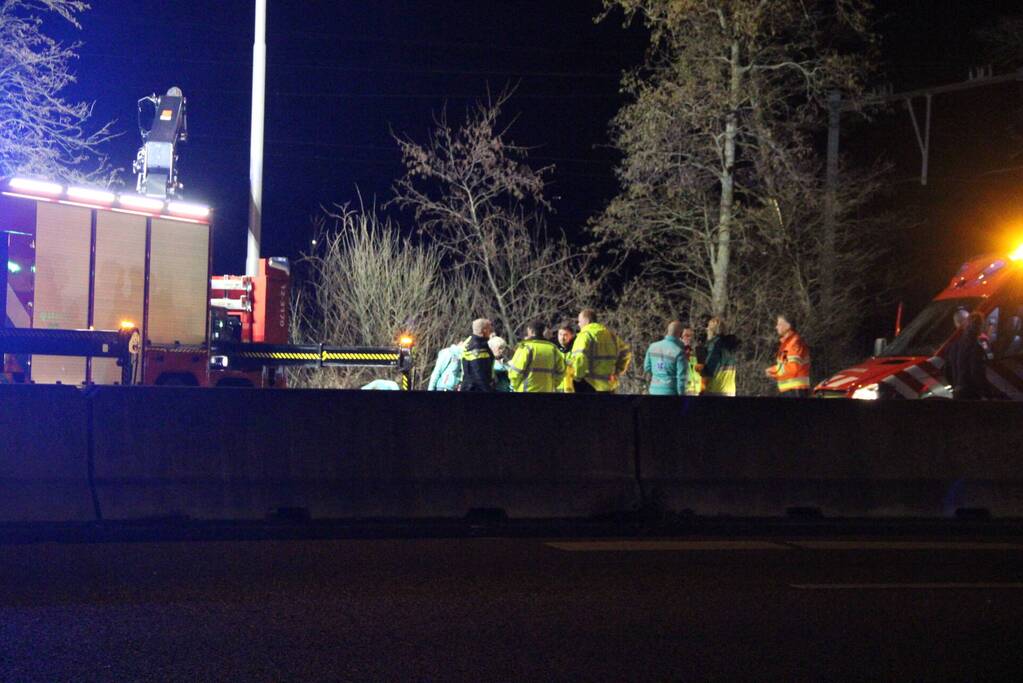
[0,89,412,388]
[814,246,1023,400]
[0,177,413,388]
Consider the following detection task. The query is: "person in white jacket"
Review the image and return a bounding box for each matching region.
[427,342,463,390]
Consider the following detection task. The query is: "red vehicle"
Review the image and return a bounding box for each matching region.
[814,247,1023,400]
[1,88,412,387]
[0,177,412,387]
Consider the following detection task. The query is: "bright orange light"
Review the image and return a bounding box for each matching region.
[1010,243,1023,262]
[119,320,137,330]
[399,335,414,348]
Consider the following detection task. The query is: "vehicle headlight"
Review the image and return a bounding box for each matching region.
[852,383,880,400]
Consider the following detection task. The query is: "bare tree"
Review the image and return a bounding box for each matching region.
[0,0,116,183]
[390,92,596,345]
[977,14,1023,67]
[595,0,884,392]
[291,206,481,389]
[293,94,600,390]
[977,14,1023,151]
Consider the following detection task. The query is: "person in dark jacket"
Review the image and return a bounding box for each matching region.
[701,317,739,396]
[460,318,495,391]
[945,311,988,400]
[555,319,577,392]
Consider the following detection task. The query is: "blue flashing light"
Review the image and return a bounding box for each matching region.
[7,261,20,274]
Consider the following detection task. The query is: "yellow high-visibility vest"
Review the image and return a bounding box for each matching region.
[570,323,631,392]
[507,338,566,393]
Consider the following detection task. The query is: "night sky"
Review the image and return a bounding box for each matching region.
[52,1,1023,330]
[64,1,645,273]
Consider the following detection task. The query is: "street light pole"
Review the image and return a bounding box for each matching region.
[246,0,266,276]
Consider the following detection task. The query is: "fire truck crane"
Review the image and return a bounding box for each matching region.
[0,89,413,388]
[133,87,188,199]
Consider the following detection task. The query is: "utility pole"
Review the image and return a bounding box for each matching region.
[246,0,267,276]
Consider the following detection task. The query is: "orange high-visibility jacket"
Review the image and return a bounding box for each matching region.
[769,331,811,393]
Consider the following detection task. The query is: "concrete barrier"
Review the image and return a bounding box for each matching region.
[636,397,1023,517]
[90,387,639,521]
[0,385,95,522]
[12,383,1018,523]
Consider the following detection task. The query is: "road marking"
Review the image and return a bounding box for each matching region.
[546,541,788,552]
[545,541,1023,553]
[791,541,1023,551]
[792,583,1023,590]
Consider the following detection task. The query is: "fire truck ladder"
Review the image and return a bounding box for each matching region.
[0,327,142,386]
[209,342,414,390]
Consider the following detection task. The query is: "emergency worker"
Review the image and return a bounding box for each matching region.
[945,311,988,400]
[643,320,687,396]
[701,317,739,396]
[556,320,576,393]
[570,308,631,393]
[507,322,566,392]
[681,326,702,396]
[1003,308,1023,357]
[427,342,463,391]
[460,318,495,391]
[953,308,970,330]
[764,313,811,397]
[489,336,512,392]
[361,379,400,390]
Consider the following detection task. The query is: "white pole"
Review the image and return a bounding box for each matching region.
[246,0,267,276]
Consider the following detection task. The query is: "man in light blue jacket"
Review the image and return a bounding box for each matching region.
[643,320,688,396]
[428,342,463,391]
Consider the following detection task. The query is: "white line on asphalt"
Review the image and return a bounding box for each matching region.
[791,541,1023,551]
[546,541,788,552]
[791,583,1023,590]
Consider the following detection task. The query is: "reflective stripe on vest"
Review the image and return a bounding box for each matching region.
[778,376,811,391]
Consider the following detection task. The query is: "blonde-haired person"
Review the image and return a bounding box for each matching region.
[488,335,512,392]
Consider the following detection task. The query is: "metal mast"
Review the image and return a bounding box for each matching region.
[246,0,267,276]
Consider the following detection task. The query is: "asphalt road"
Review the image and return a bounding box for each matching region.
[2,532,1023,681]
